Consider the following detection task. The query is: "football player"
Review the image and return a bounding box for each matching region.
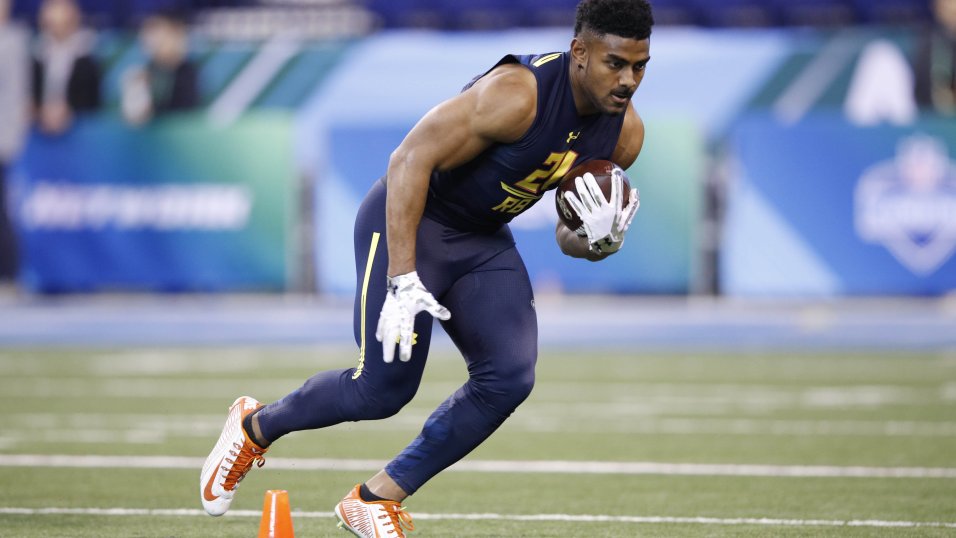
[200,1,650,535]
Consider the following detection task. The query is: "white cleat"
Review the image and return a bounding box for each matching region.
[335,484,415,537]
[199,396,268,516]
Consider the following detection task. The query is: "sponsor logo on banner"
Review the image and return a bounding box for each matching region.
[19,182,253,231]
[854,135,956,275]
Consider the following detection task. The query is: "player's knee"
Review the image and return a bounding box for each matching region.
[505,364,536,408]
[354,389,415,420]
[476,359,536,415]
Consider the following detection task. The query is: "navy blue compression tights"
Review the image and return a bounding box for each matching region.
[255,179,538,495]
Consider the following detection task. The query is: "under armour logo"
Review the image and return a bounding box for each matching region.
[393,332,419,345]
[567,131,580,144]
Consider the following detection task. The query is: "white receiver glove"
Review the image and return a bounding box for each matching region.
[563,169,640,254]
[375,271,451,363]
[608,176,641,254]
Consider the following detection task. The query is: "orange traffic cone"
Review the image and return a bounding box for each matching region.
[258,489,295,538]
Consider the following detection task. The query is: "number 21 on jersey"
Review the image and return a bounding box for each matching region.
[492,150,579,214]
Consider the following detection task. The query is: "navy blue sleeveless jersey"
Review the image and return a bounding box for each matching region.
[422,51,626,233]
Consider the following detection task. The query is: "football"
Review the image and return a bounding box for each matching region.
[554,160,631,231]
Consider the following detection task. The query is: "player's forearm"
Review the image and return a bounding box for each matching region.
[385,203,421,277]
[555,223,608,262]
[385,153,432,277]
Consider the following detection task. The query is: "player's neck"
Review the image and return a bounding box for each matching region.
[568,65,600,117]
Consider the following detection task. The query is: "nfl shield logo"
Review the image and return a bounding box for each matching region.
[854,135,956,275]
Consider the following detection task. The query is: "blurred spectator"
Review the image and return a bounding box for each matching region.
[0,0,29,283]
[31,0,101,135]
[914,0,956,114]
[121,10,199,126]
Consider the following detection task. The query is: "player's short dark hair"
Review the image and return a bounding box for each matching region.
[574,0,654,41]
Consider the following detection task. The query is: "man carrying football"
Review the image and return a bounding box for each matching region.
[200,0,650,535]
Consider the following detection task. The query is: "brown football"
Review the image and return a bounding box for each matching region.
[554,160,631,231]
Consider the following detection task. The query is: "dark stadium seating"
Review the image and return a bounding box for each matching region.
[769,0,856,27]
[685,0,775,27]
[851,0,931,24]
[360,0,934,29]
[12,0,255,27]
[11,0,936,30]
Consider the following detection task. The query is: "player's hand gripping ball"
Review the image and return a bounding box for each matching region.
[555,160,640,254]
[555,160,630,230]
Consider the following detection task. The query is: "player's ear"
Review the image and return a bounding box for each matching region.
[570,36,588,69]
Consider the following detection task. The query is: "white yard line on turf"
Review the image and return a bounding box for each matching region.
[10,411,956,439]
[4,454,956,478]
[0,507,954,529]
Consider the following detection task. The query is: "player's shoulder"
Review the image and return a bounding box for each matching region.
[470,62,536,108]
[467,62,538,142]
[623,105,645,138]
[612,104,645,169]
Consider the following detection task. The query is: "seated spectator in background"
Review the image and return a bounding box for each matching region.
[0,0,30,283]
[32,0,101,135]
[914,0,956,114]
[121,11,199,126]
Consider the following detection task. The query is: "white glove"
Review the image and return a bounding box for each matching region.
[375,271,451,363]
[604,181,640,254]
[563,169,639,254]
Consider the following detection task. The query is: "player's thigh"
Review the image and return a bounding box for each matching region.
[351,180,434,386]
[439,247,538,382]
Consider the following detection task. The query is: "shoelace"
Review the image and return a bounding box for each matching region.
[378,502,415,536]
[220,441,266,491]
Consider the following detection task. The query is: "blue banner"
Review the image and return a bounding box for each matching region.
[722,112,956,296]
[11,113,295,292]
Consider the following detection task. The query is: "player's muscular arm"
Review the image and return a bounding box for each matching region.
[385,65,537,276]
[556,104,644,261]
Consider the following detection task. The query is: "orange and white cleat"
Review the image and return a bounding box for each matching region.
[200,396,268,516]
[335,484,415,537]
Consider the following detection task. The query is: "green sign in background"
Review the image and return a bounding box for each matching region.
[13,111,296,291]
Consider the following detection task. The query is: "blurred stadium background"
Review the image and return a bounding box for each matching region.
[1,0,955,536]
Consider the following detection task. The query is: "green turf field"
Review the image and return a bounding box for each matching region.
[1,347,954,537]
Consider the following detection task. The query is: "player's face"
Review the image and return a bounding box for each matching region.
[570,33,650,115]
